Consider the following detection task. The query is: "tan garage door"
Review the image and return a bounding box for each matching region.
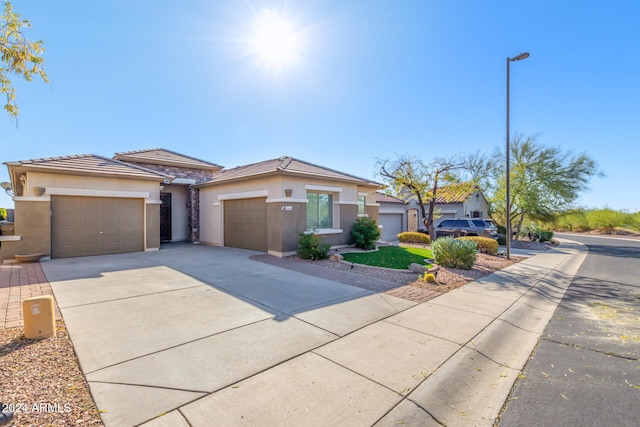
[51,196,144,258]
[224,198,267,252]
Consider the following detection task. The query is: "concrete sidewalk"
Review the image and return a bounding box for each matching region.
[43,240,585,427]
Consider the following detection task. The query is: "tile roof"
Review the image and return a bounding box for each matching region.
[199,156,382,187]
[113,148,223,170]
[5,154,173,180]
[431,182,479,203]
[375,192,406,204]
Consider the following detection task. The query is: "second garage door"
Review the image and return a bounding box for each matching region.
[378,213,404,241]
[224,198,268,252]
[51,196,144,259]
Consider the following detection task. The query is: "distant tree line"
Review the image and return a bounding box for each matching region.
[539,208,640,235]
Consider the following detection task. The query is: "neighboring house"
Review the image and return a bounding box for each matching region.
[376,193,413,241]
[420,182,490,221]
[375,182,490,240]
[1,150,382,260]
[197,156,382,257]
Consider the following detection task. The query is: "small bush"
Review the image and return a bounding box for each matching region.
[0,208,6,221]
[496,233,507,245]
[518,225,554,243]
[421,272,437,283]
[457,236,499,255]
[432,237,477,270]
[397,231,431,244]
[351,217,380,250]
[297,232,331,260]
[496,224,506,235]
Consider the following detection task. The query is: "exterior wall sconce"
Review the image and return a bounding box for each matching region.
[284,189,293,198]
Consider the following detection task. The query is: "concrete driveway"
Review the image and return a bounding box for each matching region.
[44,244,417,426]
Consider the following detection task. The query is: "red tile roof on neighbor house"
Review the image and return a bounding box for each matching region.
[4,154,174,180]
[375,193,406,204]
[431,182,480,203]
[379,182,483,204]
[198,156,383,187]
[113,148,224,171]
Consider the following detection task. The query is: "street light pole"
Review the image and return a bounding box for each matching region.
[506,52,529,260]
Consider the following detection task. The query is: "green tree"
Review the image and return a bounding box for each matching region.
[586,208,629,234]
[459,150,500,196]
[377,154,464,240]
[491,136,601,233]
[1,1,48,121]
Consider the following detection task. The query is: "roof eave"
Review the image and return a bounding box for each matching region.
[115,154,223,171]
[197,169,383,189]
[7,164,173,182]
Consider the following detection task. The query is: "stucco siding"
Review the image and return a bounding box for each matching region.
[0,200,51,259]
[146,203,160,250]
[26,172,161,200]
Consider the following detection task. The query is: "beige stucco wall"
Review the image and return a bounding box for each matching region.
[146,203,160,250]
[463,191,489,217]
[24,171,161,200]
[0,200,51,259]
[199,175,379,255]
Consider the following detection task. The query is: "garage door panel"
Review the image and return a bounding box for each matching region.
[52,196,144,258]
[224,198,267,252]
[379,213,403,241]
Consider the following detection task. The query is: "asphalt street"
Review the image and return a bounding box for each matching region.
[497,234,640,427]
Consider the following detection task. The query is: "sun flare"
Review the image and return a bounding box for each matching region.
[251,10,300,66]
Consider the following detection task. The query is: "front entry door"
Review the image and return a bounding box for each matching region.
[160,192,172,242]
[408,208,418,232]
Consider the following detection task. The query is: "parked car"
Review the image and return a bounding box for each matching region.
[434,218,499,239]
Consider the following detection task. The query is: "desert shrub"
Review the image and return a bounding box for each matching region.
[350,217,380,250]
[457,236,499,255]
[496,233,507,245]
[496,224,506,235]
[518,225,554,242]
[397,231,431,244]
[297,232,331,260]
[432,237,477,270]
[0,208,6,221]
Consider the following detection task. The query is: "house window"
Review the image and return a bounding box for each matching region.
[307,192,332,229]
[358,195,366,215]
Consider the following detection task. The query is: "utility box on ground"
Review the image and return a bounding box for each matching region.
[23,296,56,339]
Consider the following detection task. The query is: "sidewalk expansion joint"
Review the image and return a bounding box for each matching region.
[83,317,275,375]
[59,284,209,309]
[87,380,207,394]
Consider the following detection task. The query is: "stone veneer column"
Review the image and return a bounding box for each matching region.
[188,186,200,243]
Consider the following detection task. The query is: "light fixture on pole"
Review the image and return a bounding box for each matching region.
[506,52,529,260]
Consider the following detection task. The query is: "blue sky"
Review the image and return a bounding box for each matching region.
[1,1,639,211]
